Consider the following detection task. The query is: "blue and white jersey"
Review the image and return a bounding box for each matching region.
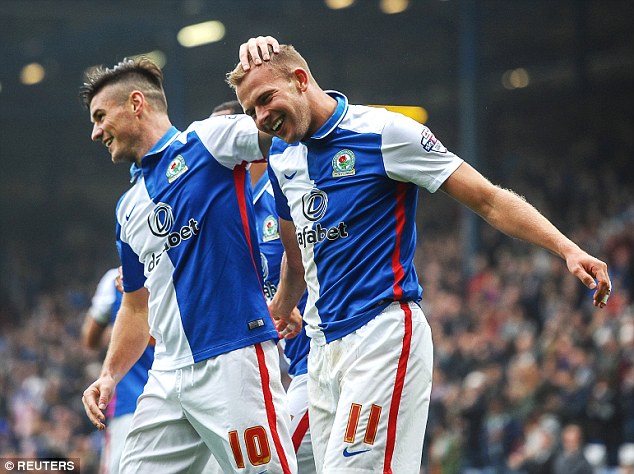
[268,91,463,345]
[252,173,309,377]
[116,115,278,370]
[89,268,154,417]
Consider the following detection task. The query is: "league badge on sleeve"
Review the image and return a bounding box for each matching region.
[166,154,189,183]
[332,149,356,177]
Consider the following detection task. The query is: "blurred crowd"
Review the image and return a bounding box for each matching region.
[0,116,631,474]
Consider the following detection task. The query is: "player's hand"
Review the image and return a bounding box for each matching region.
[565,248,611,308]
[240,36,280,71]
[275,306,302,339]
[81,375,115,430]
[115,266,124,294]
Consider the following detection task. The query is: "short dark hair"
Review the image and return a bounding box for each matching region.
[79,57,167,111]
[212,100,243,115]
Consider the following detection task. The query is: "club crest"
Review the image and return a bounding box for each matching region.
[332,149,356,177]
[262,214,280,242]
[166,155,189,183]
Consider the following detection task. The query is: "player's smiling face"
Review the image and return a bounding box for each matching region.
[237,65,312,143]
[89,86,142,164]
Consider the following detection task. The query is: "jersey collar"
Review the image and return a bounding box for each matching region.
[129,127,180,183]
[129,163,142,183]
[145,126,180,157]
[307,91,348,141]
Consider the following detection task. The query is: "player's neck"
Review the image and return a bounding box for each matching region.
[249,162,267,187]
[306,90,338,139]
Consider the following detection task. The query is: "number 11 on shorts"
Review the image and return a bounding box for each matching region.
[344,403,382,445]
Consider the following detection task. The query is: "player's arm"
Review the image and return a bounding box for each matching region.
[269,218,306,337]
[81,317,110,350]
[440,162,611,307]
[82,286,150,430]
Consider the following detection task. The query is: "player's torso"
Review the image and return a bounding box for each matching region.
[268,106,421,343]
[117,126,276,368]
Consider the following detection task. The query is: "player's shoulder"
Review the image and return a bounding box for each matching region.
[184,114,255,136]
[270,137,301,156]
[340,103,393,135]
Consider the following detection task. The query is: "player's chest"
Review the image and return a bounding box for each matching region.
[273,144,390,223]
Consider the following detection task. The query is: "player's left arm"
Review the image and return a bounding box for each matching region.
[269,218,305,338]
[82,287,150,429]
[440,162,611,307]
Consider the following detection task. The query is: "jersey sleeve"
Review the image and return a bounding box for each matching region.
[267,164,292,221]
[88,268,119,325]
[116,220,146,293]
[381,112,463,192]
[191,115,263,169]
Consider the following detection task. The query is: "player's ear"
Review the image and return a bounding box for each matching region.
[292,68,309,92]
[129,90,145,115]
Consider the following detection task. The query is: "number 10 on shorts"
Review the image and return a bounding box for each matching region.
[228,426,271,468]
[345,403,382,445]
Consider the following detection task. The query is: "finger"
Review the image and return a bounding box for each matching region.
[279,323,296,339]
[576,268,597,290]
[261,36,280,55]
[98,385,112,411]
[248,37,265,66]
[594,283,612,308]
[587,260,611,307]
[256,37,271,61]
[239,43,251,71]
[82,390,106,430]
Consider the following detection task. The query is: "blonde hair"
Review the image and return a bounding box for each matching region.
[226,44,316,89]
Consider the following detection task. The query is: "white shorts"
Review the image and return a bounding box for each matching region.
[287,373,316,474]
[308,301,433,473]
[119,341,297,473]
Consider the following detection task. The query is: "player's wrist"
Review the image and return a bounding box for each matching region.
[268,297,291,322]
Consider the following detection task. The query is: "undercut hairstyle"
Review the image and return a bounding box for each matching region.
[226,44,317,90]
[79,57,167,112]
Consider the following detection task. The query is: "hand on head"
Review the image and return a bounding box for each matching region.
[239,36,280,71]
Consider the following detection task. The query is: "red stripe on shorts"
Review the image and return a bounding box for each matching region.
[391,183,408,300]
[383,302,413,473]
[255,343,293,474]
[292,410,310,453]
